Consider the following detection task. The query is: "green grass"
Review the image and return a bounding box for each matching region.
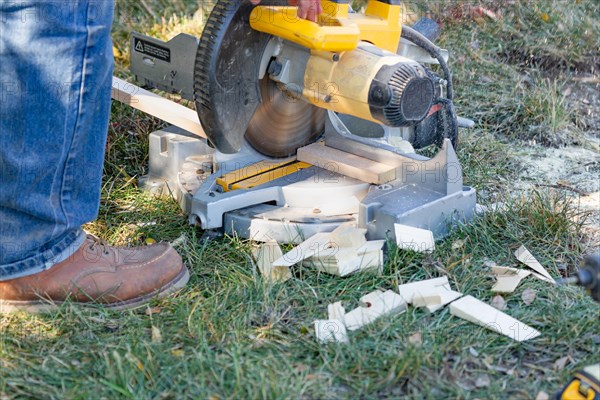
[2,0,599,399]
[432,0,598,145]
[2,190,598,398]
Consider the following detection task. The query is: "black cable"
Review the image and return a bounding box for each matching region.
[401,25,454,101]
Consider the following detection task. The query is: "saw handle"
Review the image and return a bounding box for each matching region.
[250,0,402,53]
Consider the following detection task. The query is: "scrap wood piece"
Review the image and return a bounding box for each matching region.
[328,302,346,323]
[398,276,461,312]
[358,240,386,254]
[394,224,435,253]
[303,240,385,277]
[314,319,349,344]
[411,293,442,307]
[297,142,397,184]
[330,222,367,249]
[515,245,556,284]
[358,290,385,307]
[491,266,532,293]
[449,295,541,342]
[417,290,463,313]
[253,240,291,283]
[397,277,450,303]
[344,290,407,331]
[273,232,332,267]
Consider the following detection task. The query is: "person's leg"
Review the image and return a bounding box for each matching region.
[0,0,113,279]
[0,1,188,312]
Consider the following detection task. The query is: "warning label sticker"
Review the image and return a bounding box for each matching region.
[133,38,171,62]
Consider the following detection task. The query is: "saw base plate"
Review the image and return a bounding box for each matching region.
[140,111,476,244]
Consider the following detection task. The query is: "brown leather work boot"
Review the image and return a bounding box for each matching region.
[0,235,189,313]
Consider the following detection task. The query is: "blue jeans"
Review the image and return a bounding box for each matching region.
[0,1,114,280]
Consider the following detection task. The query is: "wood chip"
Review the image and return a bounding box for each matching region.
[254,240,291,282]
[475,374,490,388]
[491,266,532,293]
[535,391,549,400]
[408,332,422,345]
[553,356,570,370]
[151,326,162,343]
[515,245,556,284]
[314,320,349,344]
[327,302,346,323]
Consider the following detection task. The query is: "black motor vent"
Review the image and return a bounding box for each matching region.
[368,63,435,127]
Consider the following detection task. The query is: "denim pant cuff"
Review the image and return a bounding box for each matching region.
[0,229,87,281]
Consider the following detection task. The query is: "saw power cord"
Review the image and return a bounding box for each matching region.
[401,25,455,101]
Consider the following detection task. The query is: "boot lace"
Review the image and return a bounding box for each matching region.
[87,234,111,255]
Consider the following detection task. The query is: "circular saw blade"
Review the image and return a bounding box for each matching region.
[194,0,324,158]
[246,77,325,158]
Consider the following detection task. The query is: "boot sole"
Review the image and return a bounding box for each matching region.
[0,266,190,314]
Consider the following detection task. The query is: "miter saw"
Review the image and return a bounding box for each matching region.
[130,0,477,243]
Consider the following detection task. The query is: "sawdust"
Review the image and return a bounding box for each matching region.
[505,78,600,249]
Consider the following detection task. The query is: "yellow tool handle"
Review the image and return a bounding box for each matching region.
[250,0,403,53]
[249,6,360,51]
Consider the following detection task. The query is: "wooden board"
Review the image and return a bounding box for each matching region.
[515,245,556,284]
[111,77,206,139]
[449,295,541,342]
[297,142,397,184]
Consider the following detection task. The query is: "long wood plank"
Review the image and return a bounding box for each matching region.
[297,142,397,184]
[111,77,206,139]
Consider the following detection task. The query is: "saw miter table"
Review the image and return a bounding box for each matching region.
[116,0,477,244]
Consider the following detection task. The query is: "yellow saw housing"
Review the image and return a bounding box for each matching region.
[250,0,436,129]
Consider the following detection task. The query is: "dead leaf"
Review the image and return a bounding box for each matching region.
[475,374,490,388]
[171,349,184,357]
[535,391,549,400]
[145,307,162,316]
[522,288,537,305]
[408,332,422,345]
[553,356,569,370]
[151,326,162,343]
[491,295,507,311]
[452,240,465,250]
